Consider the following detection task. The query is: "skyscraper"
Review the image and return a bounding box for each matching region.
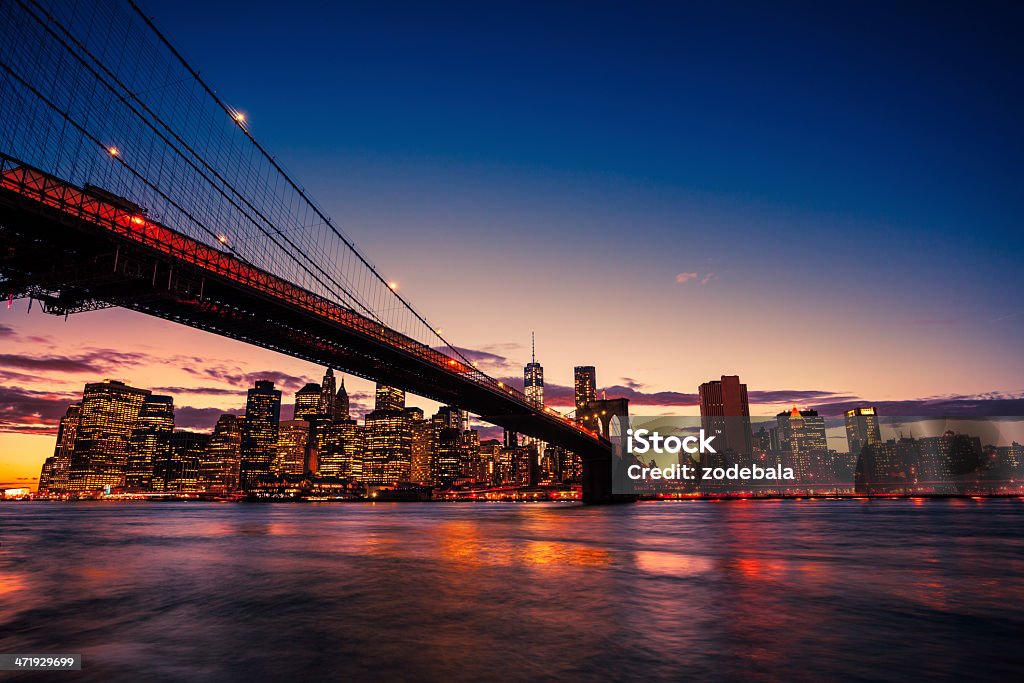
[153,431,208,493]
[776,407,828,480]
[365,409,411,485]
[524,332,544,407]
[574,366,597,418]
[319,368,337,418]
[845,407,882,454]
[698,375,752,454]
[409,415,433,484]
[41,402,81,493]
[201,414,243,493]
[293,383,322,420]
[125,394,175,491]
[318,419,363,480]
[375,384,405,412]
[68,380,150,491]
[363,383,411,485]
[240,380,282,490]
[433,426,464,487]
[274,419,310,475]
[335,377,350,421]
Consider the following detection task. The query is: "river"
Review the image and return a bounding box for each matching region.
[2,499,1022,681]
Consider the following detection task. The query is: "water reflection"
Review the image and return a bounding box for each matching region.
[1,500,1023,681]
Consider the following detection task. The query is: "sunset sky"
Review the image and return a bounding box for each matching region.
[2,0,1023,487]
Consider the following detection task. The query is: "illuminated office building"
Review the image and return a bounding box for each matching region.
[125,394,175,491]
[293,383,322,420]
[698,375,752,454]
[335,377,350,421]
[319,368,337,418]
[201,414,243,493]
[153,431,208,493]
[240,380,282,490]
[40,402,81,493]
[845,407,882,454]
[462,428,481,480]
[776,407,828,480]
[364,384,411,485]
[433,426,464,487]
[524,333,544,407]
[318,419,363,479]
[37,456,55,493]
[574,366,596,418]
[275,419,310,475]
[67,380,150,491]
[407,408,432,484]
[375,384,406,412]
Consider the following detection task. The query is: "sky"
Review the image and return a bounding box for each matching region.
[2,0,1023,487]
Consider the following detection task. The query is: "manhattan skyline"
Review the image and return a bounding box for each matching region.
[2,0,1023,486]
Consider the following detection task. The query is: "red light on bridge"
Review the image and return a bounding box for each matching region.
[131,216,145,225]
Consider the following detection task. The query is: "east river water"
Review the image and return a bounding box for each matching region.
[2,499,1022,681]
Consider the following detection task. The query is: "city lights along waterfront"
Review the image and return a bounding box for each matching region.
[16,370,1024,502]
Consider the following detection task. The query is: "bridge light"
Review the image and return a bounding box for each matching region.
[217,234,228,244]
[107,147,120,157]
[388,281,398,289]
[131,216,145,225]
[233,111,246,123]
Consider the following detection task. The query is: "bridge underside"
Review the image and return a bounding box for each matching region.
[0,184,627,503]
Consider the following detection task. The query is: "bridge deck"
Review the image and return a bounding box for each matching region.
[0,158,611,462]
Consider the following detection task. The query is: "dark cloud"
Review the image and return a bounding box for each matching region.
[0,349,149,374]
[152,386,243,397]
[0,323,14,337]
[181,365,312,393]
[811,394,1024,418]
[173,406,243,432]
[749,389,856,405]
[0,385,80,434]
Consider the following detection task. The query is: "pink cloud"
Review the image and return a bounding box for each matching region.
[675,272,698,284]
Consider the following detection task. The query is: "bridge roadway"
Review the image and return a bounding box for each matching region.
[0,158,624,502]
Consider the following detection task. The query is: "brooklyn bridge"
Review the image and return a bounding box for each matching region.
[0,0,624,501]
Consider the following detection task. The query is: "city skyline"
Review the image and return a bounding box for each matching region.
[3,312,1024,488]
[23,369,1024,500]
[2,0,1023,486]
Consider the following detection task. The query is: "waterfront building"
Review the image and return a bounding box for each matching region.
[293,383,321,421]
[39,402,81,493]
[574,366,597,419]
[201,414,243,493]
[274,419,310,475]
[845,407,882,454]
[698,375,752,454]
[240,380,282,490]
[68,380,150,491]
[318,368,337,418]
[125,394,174,491]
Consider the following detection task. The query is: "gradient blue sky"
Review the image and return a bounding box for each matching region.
[2,0,1023,483]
